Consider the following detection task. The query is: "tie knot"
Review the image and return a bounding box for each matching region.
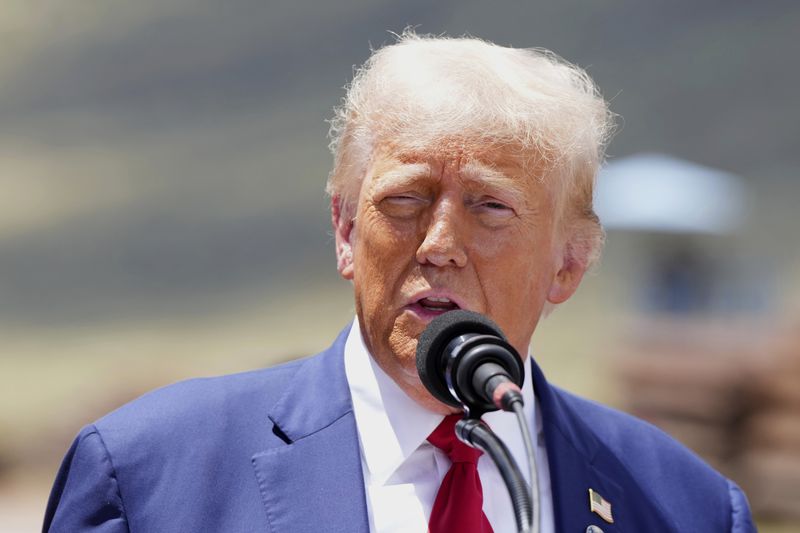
[427,414,483,464]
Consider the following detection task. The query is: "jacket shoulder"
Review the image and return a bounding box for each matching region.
[555,387,720,476]
[94,357,306,446]
[46,357,314,532]
[552,387,753,531]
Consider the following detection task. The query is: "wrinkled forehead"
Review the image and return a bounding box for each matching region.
[364,138,555,196]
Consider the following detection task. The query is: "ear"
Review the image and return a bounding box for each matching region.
[546,242,588,304]
[331,195,355,280]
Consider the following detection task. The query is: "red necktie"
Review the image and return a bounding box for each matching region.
[427,415,494,533]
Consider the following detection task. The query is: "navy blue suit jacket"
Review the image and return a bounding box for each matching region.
[44,325,755,532]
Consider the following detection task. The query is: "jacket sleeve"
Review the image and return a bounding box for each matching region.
[727,479,756,533]
[43,426,129,533]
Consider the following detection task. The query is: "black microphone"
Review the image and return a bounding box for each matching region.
[416,310,525,415]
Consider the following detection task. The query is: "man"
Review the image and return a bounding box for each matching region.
[44,33,755,532]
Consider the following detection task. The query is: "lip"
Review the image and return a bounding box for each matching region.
[403,289,469,322]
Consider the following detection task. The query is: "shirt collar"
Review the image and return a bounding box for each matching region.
[345,319,441,486]
[344,317,541,486]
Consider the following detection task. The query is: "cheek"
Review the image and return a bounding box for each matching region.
[351,209,424,378]
[352,208,419,319]
[355,212,411,277]
[490,269,549,350]
[475,228,556,343]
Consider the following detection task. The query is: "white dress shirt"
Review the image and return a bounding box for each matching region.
[344,319,555,533]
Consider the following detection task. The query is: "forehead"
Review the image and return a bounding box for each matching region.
[366,140,551,196]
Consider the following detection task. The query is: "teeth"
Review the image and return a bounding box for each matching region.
[418,296,458,311]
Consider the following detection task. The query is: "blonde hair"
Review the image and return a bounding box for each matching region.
[327,31,614,269]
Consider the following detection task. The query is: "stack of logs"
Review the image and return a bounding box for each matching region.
[614,318,800,521]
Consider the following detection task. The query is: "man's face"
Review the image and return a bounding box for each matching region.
[333,143,585,412]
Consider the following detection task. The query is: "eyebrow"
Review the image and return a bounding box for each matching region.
[372,163,431,188]
[371,159,527,199]
[460,160,526,198]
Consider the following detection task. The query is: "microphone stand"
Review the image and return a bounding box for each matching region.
[456,417,533,533]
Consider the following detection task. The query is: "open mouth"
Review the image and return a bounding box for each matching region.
[416,297,460,313]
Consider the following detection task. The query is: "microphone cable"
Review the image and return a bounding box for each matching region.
[456,418,532,533]
[511,397,539,533]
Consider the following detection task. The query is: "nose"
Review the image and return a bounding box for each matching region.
[415,199,468,268]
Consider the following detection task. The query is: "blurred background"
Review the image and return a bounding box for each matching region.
[1,1,798,531]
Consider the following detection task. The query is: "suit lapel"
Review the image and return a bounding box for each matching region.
[542,415,625,532]
[530,359,677,532]
[251,326,370,533]
[531,361,636,533]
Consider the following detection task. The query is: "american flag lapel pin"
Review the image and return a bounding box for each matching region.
[588,488,614,524]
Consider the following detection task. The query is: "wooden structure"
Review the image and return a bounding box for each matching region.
[614,318,800,521]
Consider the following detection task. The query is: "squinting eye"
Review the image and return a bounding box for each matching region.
[478,199,514,213]
[386,195,422,203]
[379,194,427,219]
[473,198,516,226]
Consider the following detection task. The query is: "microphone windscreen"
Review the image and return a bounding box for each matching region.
[416,310,506,406]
